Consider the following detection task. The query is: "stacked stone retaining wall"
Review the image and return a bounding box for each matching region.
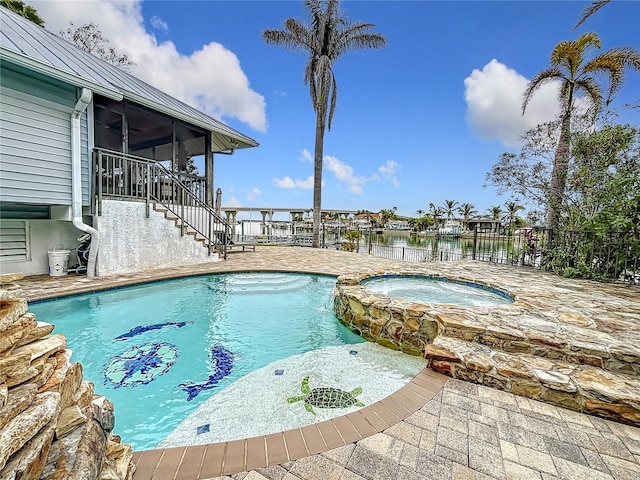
[0,273,134,480]
[334,270,640,426]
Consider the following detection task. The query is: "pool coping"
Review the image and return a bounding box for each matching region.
[130,368,448,479]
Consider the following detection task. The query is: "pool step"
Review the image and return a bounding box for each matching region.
[225,273,312,293]
[424,336,640,425]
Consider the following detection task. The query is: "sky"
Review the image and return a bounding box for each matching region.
[30,0,640,220]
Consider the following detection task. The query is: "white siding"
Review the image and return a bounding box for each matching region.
[0,65,91,205]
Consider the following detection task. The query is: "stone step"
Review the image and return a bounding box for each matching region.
[424,335,640,425]
[435,308,640,376]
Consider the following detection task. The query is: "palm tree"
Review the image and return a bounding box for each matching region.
[1,0,44,25]
[443,199,459,220]
[503,201,524,233]
[262,0,387,247]
[522,32,640,230]
[487,206,502,233]
[487,206,502,221]
[429,203,444,229]
[416,209,424,218]
[457,203,477,232]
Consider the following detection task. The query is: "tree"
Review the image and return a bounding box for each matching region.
[457,203,477,231]
[379,207,397,226]
[566,124,640,233]
[487,206,502,222]
[550,123,640,280]
[1,0,43,25]
[503,201,524,233]
[428,203,444,229]
[416,209,424,218]
[262,0,386,247]
[60,22,134,70]
[522,32,640,230]
[442,199,459,220]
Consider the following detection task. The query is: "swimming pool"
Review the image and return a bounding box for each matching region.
[30,272,426,450]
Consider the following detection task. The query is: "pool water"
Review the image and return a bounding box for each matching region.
[30,273,364,450]
[362,275,513,306]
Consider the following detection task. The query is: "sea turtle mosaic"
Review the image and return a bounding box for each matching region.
[104,342,179,388]
[287,376,364,415]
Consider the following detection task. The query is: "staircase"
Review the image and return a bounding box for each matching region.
[94,148,232,257]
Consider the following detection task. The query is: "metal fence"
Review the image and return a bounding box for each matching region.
[354,227,639,285]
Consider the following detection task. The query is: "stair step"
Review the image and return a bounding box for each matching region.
[436,309,640,376]
[425,336,640,425]
[153,202,227,254]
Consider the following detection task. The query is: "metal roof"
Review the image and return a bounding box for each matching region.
[0,7,258,152]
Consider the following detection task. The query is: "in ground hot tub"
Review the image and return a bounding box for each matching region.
[333,271,516,356]
[361,274,513,307]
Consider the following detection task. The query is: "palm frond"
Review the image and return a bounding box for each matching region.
[522,68,564,114]
[573,0,611,30]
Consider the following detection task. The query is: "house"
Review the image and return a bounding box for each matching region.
[0,7,258,277]
[467,216,502,233]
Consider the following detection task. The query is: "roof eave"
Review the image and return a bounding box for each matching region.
[0,47,123,101]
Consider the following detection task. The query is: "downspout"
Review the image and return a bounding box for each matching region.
[71,88,99,277]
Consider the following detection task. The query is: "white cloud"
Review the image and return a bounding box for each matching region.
[245,187,261,202]
[324,155,369,195]
[464,59,560,147]
[322,156,400,194]
[299,149,312,163]
[378,160,400,187]
[150,15,168,34]
[273,176,295,188]
[296,176,315,189]
[273,176,314,189]
[33,0,266,132]
[226,196,242,208]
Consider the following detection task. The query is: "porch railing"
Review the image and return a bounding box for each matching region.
[93,148,231,257]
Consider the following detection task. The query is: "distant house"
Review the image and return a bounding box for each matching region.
[384,220,411,231]
[0,7,258,277]
[467,216,502,233]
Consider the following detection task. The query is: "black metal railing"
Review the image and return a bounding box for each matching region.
[357,226,638,284]
[93,148,231,257]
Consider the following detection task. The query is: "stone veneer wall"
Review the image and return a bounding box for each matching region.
[334,271,640,425]
[0,273,134,480]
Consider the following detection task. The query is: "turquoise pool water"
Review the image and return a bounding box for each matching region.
[30,272,364,450]
[362,275,513,306]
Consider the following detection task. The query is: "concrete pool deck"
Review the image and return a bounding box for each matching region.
[16,246,640,480]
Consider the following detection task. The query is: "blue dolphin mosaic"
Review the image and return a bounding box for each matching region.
[104,342,179,388]
[114,321,193,341]
[178,344,234,401]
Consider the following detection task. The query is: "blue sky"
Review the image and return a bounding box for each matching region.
[34,1,640,219]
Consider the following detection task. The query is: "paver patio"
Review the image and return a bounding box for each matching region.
[15,246,640,479]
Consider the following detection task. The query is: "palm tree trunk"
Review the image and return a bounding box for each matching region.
[312,109,326,248]
[547,111,572,230]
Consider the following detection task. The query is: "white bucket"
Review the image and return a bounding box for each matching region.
[48,250,70,277]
